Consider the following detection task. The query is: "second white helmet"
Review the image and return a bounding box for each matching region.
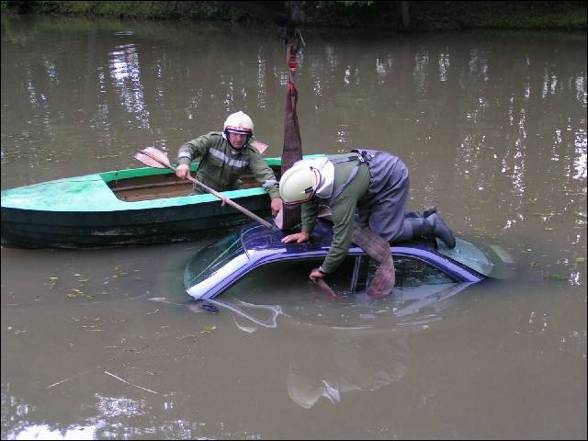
[279,163,321,205]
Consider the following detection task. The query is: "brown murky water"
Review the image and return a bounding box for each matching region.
[1,16,586,439]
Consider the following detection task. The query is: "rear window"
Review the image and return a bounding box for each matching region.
[436,237,495,276]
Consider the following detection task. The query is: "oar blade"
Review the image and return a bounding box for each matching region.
[140,147,173,168]
[250,140,269,155]
[134,151,167,169]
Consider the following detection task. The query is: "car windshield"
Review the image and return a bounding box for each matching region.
[184,232,245,289]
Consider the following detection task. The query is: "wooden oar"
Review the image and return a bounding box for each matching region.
[134,147,274,230]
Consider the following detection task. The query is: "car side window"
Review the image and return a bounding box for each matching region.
[369,256,455,287]
[226,254,454,297]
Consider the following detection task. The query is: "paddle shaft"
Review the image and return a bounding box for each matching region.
[170,165,274,230]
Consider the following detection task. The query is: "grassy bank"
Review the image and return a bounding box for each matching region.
[1,1,586,31]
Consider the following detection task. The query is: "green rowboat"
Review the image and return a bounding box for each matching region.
[1,155,323,248]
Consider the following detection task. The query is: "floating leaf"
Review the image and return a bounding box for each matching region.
[200,325,217,334]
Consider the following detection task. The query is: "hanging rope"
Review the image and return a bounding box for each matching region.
[280,27,305,231]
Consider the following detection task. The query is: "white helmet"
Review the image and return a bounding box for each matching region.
[223,111,254,135]
[279,163,321,205]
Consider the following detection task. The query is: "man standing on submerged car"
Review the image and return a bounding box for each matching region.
[175,111,283,216]
[278,149,457,297]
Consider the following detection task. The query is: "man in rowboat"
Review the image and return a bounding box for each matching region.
[175,111,283,216]
[278,149,457,297]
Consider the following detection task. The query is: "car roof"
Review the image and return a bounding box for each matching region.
[240,220,438,257]
[241,221,514,280]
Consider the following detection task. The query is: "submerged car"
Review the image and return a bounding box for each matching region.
[184,219,515,301]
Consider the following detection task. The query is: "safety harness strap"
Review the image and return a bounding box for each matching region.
[329,150,373,201]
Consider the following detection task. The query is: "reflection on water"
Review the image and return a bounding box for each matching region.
[9,423,96,440]
[109,43,150,129]
[5,392,150,439]
[218,282,474,331]
[3,390,211,439]
[216,281,473,409]
[1,15,586,440]
[286,329,409,410]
